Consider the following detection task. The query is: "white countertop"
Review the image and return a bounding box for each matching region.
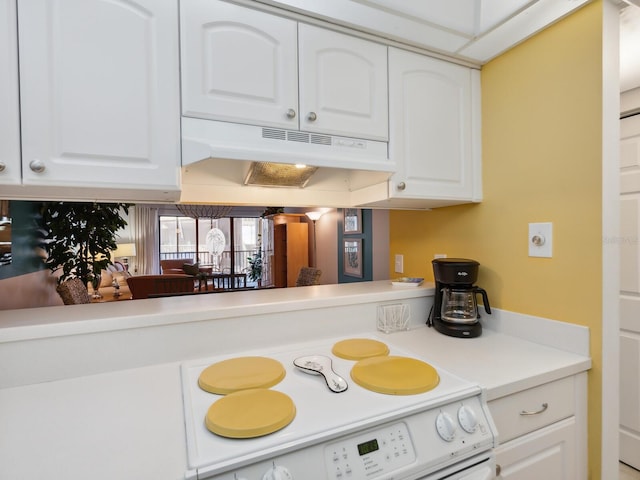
[383,326,590,401]
[0,281,591,480]
[0,281,433,343]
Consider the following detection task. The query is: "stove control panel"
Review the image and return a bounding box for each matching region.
[199,396,496,480]
[324,422,416,479]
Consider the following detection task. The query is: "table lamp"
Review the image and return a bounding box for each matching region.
[113,243,136,271]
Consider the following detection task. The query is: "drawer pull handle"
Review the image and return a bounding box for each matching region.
[520,402,548,416]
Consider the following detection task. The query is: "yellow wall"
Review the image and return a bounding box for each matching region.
[389,2,603,477]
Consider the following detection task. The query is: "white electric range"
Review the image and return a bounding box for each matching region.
[180,334,498,480]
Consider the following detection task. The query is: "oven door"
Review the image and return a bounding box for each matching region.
[416,452,495,480]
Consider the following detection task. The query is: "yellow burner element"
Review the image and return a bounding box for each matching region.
[331,338,390,360]
[351,356,440,395]
[205,388,296,438]
[198,356,286,395]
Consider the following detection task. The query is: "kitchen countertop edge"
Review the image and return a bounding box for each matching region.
[0,281,436,343]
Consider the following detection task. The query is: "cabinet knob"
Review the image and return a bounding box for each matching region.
[396,182,406,191]
[307,112,317,122]
[29,159,46,173]
[286,108,296,119]
[0,162,5,172]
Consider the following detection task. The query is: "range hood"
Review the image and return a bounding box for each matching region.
[180,117,394,205]
[182,117,393,173]
[180,117,393,207]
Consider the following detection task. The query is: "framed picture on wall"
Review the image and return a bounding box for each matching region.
[343,239,363,278]
[343,208,362,234]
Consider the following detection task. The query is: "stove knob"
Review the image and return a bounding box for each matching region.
[262,465,293,480]
[435,411,456,442]
[457,405,479,433]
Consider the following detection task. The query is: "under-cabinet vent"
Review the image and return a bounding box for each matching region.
[287,131,309,143]
[261,127,332,146]
[311,134,332,146]
[262,128,286,141]
[180,117,390,169]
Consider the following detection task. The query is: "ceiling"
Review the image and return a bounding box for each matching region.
[260,0,640,91]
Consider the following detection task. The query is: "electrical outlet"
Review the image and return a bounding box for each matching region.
[394,254,404,273]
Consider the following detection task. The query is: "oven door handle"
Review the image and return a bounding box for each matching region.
[457,463,495,479]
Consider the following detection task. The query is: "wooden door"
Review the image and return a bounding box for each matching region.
[620,112,640,470]
[273,222,308,287]
[0,0,20,186]
[298,23,388,141]
[181,0,298,130]
[285,223,309,287]
[273,224,288,288]
[17,0,180,190]
[387,47,476,201]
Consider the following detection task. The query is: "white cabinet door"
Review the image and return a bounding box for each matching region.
[619,112,640,470]
[181,0,298,130]
[18,0,180,192]
[387,47,479,201]
[299,24,388,141]
[495,417,576,480]
[0,0,20,186]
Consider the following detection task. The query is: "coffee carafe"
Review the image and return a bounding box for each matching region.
[428,258,491,338]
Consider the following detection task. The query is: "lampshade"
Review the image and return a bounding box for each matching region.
[305,211,324,221]
[113,243,136,258]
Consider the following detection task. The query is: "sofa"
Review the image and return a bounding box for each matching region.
[126,274,196,299]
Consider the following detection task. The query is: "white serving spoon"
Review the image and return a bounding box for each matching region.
[293,355,348,393]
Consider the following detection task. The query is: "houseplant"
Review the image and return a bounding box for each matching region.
[247,249,263,286]
[42,202,130,288]
[247,228,266,287]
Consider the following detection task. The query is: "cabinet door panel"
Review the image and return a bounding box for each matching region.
[18,0,180,189]
[620,113,640,470]
[388,47,475,200]
[0,0,21,186]
[181,0,298,129]
[299,24,388,141]
[495,417,576,480]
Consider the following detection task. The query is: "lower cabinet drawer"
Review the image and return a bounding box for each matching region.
[489,376,575,443]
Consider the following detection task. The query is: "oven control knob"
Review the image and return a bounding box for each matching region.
[435,411,456,442]
[262,465,293,480]
[457,405,478,433]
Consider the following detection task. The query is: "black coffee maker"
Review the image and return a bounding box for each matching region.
[428,258,491,338]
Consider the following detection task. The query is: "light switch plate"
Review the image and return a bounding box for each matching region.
[394,254,404,273]
[529,222,553,258]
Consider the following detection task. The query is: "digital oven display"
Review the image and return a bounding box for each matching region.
[357,439,379,456]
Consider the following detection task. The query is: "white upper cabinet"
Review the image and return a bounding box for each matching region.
[14,0,181,200]
[298,24,388,141]
[353,47,481,208]
[181,0,299,130]
[386,47,481,206]
[0,0,21,186]
[180,0,388,142]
